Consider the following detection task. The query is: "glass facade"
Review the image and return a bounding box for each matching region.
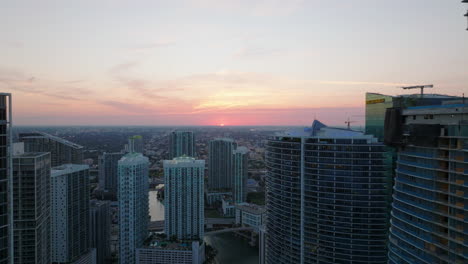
[365,93,394,142]
[265,122,389,264]
[0,94,11,264]
[388,106,468,264]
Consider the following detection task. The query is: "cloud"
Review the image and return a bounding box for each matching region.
[319,80,416,87]
[234,47,285,59]
[132,41,177,51]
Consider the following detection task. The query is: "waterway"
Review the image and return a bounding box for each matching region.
[148,190,259,264]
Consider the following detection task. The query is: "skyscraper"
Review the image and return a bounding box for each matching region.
[208,138,237,190]
[51,164,93,263]
[19,132,84,167]
[13,151,51,264]
[232,146,249,203]
[163,156,204,240]
[98,152,124,197]
[118,152,149,264]
[127,135,144,154]
[0,93,12,264]
[89,200,111,264]
[385,103,468,264]
[169,131,195,158]
[265,120,388,264]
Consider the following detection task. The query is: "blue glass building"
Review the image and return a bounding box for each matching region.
[265,120,388,264]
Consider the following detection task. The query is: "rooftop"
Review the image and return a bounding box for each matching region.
[235,203,266,215]
[51,164,89,177]
[233,146,249,154]
[163,156,204,167]
[13,152,49,158]
[144,236,199,251]
[118,152,149,165]
[20,132,83,149]
[280,120,375,139]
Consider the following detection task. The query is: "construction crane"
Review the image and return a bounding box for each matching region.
[401,84,433,97]
[345,117,356,130]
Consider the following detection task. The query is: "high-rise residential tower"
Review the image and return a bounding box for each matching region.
[19,132,84,167]
[118,152,149,264]
[208,138,237,190]
[51,164,94,263]
[98,152,124,197]
[265,120,388,264]
[232,146,249,203]
[127,135,144,154]
[163,156,204,240]
[0,93,11,264]
[89,200,111,264]
[169,131,195,158]
[385,103,468,264]
[13,151,51,264]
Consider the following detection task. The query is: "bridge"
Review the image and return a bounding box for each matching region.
[205,227,253,236]
[149,218,235,232]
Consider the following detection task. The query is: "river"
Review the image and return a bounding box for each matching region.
[148,190,259,264]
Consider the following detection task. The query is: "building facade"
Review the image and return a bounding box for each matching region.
[265,120,388,264]
[89,200,111,264]
[0,93,11,264]
[118,152,149,264]
[386,103,468,264]
[233,146,249,203]
[13,151,51,264]
[164,156,204,240]
[19,132,84,167]
[98,152,124,197]
[51,164,92,263]
[208,138,237,190]
[169,131,195,158]
[235,203,266,233]
[136,239,204,264]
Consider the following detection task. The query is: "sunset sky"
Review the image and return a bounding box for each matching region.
[1,0,467,126]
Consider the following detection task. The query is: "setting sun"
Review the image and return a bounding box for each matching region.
[219,123,225,127]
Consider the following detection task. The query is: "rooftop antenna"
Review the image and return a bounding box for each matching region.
[401,84,433,97]
[345,117,356,130]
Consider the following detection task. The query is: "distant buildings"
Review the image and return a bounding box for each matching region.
[265,120,388,264]
[164,156,204,240]
[136,238,205,264]
[0,93,11,264]
[385,103,468,263]
[118,152,149,264]
[208,138,237,190]
[98,152,124,197]
[13,150,51,264]
[19,131,84,167]
[233,146,249,203]
[169,131,195,158]
[89,200,111,264]
[51,164,94,263]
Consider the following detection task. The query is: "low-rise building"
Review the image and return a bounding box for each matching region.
[235,203,266,232]
[205,191,231,206]
[221,196,235,217]
[136,237,204,264]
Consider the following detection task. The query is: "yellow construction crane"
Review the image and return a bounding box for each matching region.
[401,84,433,97]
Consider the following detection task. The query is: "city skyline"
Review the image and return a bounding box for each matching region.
[1,0,467,126]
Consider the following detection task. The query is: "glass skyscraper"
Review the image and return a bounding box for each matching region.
[19,132,84,167]
[169,131,195,158]
[387,103,468,264]
[208,138,237,191]
[118,152,149,264]
[233,146,249,203]
[265,120,388,264]
[163,156,204,240]
[13,151,51,264]
[0,93,11,264]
